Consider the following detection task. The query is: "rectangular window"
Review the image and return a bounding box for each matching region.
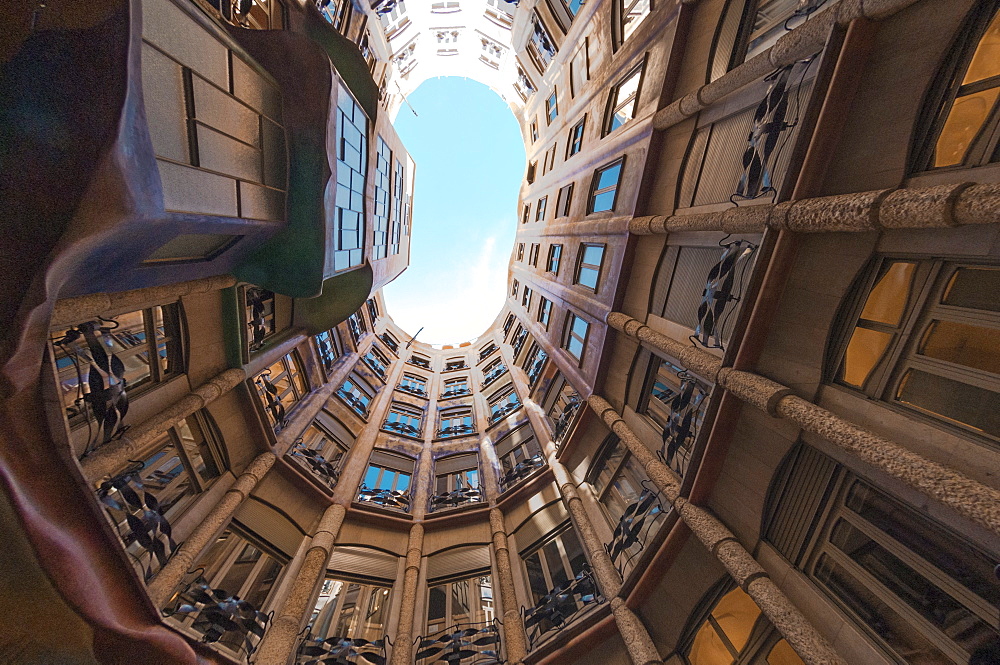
[442,376,470,397]
[546,90,559,125]
[522,203,531,224]
[334,84,368,271]
[527,161,537,184]
[526,12,557,73]
[489,386,522,423]
[362,462,411,493]
[426,574,494,635]
[433,455,480,497]
[569,40,589,97]
[380,331,399,354]
[538,296,552,329]
[556,183,574,218]
[408,354,430,369]
[254,352,308,431]
[523,343,549,386]
[547,244,563,274]
[563,312,589,362]
[295,419,351,477]
[315,329,342,377]
[511,324,529,359]
[517,243,525,261]
[338,373,374,417]
[503,314,515,336]
[604,64,642,135]
[319,0,352,33]
[616,0,652,48]
[511,279,520,297]
[384,402,422,437]
[309,578,391,645]
[497,431,542,481]
[347,311,367,347]
[444,358,468,371]
[575,244,605,290]
[399,372,427,396]
[589,158,623,213]
[521,525,589,604]
[362,346,390,381]
[530,120,539,143]
[567,117,586,157]
[535,196,548,222]
[483,358,507,386]
[373,137,391,260]
[529,243,540,267]
[522,286,533,309]
[439,408,474,438]
[479,343,498,361]
[244,287,276,352]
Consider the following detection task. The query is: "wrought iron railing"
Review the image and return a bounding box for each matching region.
[245,286,274,353]
[429,485,485,512]
[53,318,131,456]
[296,630,387,664]
[521,566,603,651]
[338,390,370,418]
[348,316,364,345]
[315,333,338,376]
[553,396,582,449]
[440,387,471,398]
[526,350,547,386]
[438,423,475,438]
[415,619,505,664]
[163,570,271,663]
[357,485,411,512]
[383,420,422,437]
[482,366,507,387]
[288,440,342,489]
[363,355,388,380]
[499,454,544,493]
[693,239,757,350]
[380,333,399,354]
[444,362,469,371]
[658,373,706,476]
[398,384,426,397]
[489,401,521,424]
[605,482,669,578]
[479,345,498,362]
[408,357,431,369]
[511,331,527,358]
[96,460,178,582]
[255,370,288,431]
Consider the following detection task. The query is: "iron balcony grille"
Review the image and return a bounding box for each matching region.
[526,351,547,386]
[479,345,498,361]
[693,239,757,351]
[380,334,399,353]
[415,618,505,664]
[316,334,338,376]
[438,423,476,438]
[245,286,274,353]
[445,362,469,371]
[658,372,707,477]
[357,485,411,512]
[398,384,427,397]
[429,485,485,512]
[409,357,431,369]
[553,396,582,449]
[383,420,422,437]
[482,367,507,387]
[363,356,388,380]
[499,454,544,493]
[255,369,289,431]
[338,390,370,418]
[288,440,343,489]
[489,401,521,424]
[605,482,670,578]
[441,388,471,398]
[521,565,603,651]
[296,630,387,665]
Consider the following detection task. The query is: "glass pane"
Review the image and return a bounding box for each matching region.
[333,583,360,637]
[524,552,549,603]
[452,578,471,622]
[934,88,1000,167]
[963,11,1000,85]
[767,639,805,665]
[364,465,380,489]
[596,163,621,190]
[896,369,1000,437]
[942,267,1000,312]
[560,529,589,577]
[243,555,282,608]
[918,320,1000,374]
[710,588,760,654]
[427,585,447,628]
[860,262,917,325]
[216,543,261,595]
[840,327,893,388]
[688,621,734,664]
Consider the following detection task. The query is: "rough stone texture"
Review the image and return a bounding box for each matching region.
[776,395,1000,534]
[747,578,847,665]
[608,312,722,381]
[717,369,792,416]
[782,190,889,232]
[768,10,831,67]
[610,598,665,665]
[878,182,971,228]
[389,523,425,665]
[146,451,276,608]
[954,182,1000,226]
[490,508,528,664]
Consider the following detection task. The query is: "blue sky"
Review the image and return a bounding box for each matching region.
[382,77,524,346]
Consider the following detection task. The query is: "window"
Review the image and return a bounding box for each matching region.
[919,5,1000,170]
[515,64,536,100]
[212,0,286,30]
[526,12,557,73]
[399,373,427,396]
[442,376,470,397]
[614,0,652,48]
[314,329,343,377]
[433,454,480,499]
[522,286,533,309]
[522,203,531,224]
[378,0,409,39]
[547,244,563,274]
[529,243,540,267]
[436,29,459,44]
[384,402,422,437]
[544,143,557,173]
[489,386,521,422]
[479,343,498,361]
[556,183,574,218]
[486,0,514,28]
[52,304,183,435]
[569,41,589,97]
[338,373,374,417]
[538,297,552,329]
[511,324,529,358]
[409,354,430,369]
[293,419,350,484]
[530,120,539,143]
[390,157,405,256]
[517,243,525,261]
[542,373,581,438]
[431,0,461,12]
[527,160,537,183]
[443,358,466,372]
[308,577,391,645]
[380,331,399,354]
[347,311,367,345]
[642,356,708,475]
[439,408,474,438]
[589,159,624,213]
[545,90,559,125]
[362,458,412,494]
[244,287,276,352]
[567,117,586,157]
[563,312,589,362]
[522,525,589,604]
[362,346,390,381]
[511,279,520,297]
[318,0,352,32]
[496,430,542,481]
[426,574,494,634]
[830,258,1000,442]
[503,314,515,336]
[253,353,308,431]
[524,344,549,386]
[483,358,507,385]
[535,196,548,222]
[604,64,643,135]
[575,244,605,290]
[765,444,999,664]
[334,84,368,271]
[589,436,658,527]
[373,137,391,260]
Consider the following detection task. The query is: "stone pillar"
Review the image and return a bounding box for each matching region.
[388,522,424,665]
[549,458,663,665]
[489,509,528,665]
[588,396,846,665]
[81,368,247,483]
[146,451,276,608]
[50,275,236,328]
[254,503,347,665]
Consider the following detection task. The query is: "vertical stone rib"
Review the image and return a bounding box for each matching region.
[254,503,347,665]
[389,523,424,665]
[146,451,276,609]
[490,508,529,664]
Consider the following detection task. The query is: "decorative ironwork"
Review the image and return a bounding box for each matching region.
[296,630,387,664]
[521,566,603,651]
[163,571,271,662]
[96,460,178,582]
[445,361,469,371]
[429,485,485,512]
[526,349,548,386]
[693,239,756,350]
[357,485,411,512]
[245,287,273,353]
[787,0,830,28]
[415,619,505,664]
[605,482,668,577]
[479,344,498,362]
[734,63,796,202]
[511,329,528,358]
[499,454,544,492]
[348,315,364,345]
[53,318,131,456]
[338,390,369,417]
[553,396,582,447]
[438,423,476,438]
[315,332,338,376]
[371,0,400,15]
[363,353,387,380]
[489,401,521,424]
[441,387,470,398]
[409,356,431,369]
[380,333,399,353]
[658,373,706,474]
[398,383,427,397]
[482,365,507,387]
[255,370,288,430]
[383,420,421,437]
[289,440,342,489]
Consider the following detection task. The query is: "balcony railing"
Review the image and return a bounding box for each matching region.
[479,345,497,362]
[380,333,399,354]
[521,566,603,651]
[444,362,468,371]
[499,454,544,493]
[415,619,504,665]
[408,357,430,369]
[296,631,387,664]
[526,350,547,386]
[482,366,507,387]
[438,423,475,438]
[658,373,706,477]
[363,356,388,380]
[489,401,521,424]
[398,384,426,397]
[429,485,485,512]
[357,485,411,512]
[694,239,756,351]
[338,390,370,418]
[552,397,581,449]
[288,440,342,489]
[315,333,338,376]
[96,460,178,582]
[382,420,422,437]
[347,316,364,345]
[163,571,271,663]
[441,387,471,398]
[605,482,669,578]
[245,286,273,353]
[255,370,288,431]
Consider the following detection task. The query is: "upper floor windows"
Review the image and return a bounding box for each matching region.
[511,279,520,298]
[245,286,276,352]
[530,120,539,143]
[517,243,525,262]
[444,357,468,371]
[307,577,391,647]
[538,297,553,329]
[589,158,624,213]
[379,0,410,40]
[409,354,431,369]
[604,64,643,135]
[479,342,498,362]
[830,257,1000,443]
[535,196,548,222]
[567,117,586,157]
[547,244,563,274]
[338,373,374,417]
[333,85,368,271]
[563,312,590,362]
[426,573,493,634]
[614,0,652,49]
[522,524,588,604]
[361,452,413,509]
[367,298,379,322]
[362,346,390,381]
[515,64,537,101]
[399,372,427,396]
[442,376,470,397]
[503,313,516,336]
[546,90,559,125]
[254,352,308,432]
[522,286,533,309]
[529,243,540,267]
[527,12,558,73]
[347,311,367,346]
[569,41,590,97]
[318,0,352,31]
[483,357,507,385]
[522,203,531,224]
[439,407,475,438]
[486,0,515,29]
[314,329,343,377]
[575,244,605,290]
[489,385,521,423]
[213,0,286,30]
[432,454,481,503]
[380,331,399,354]
[383,402,422,437]
[556,183,574,218]
[918,6,1000,170]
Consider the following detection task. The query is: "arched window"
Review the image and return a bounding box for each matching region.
[916,3,1000,171]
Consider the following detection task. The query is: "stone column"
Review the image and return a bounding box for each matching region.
[81,368,247,483]
[489,509,528,664]
[146,451,276,608]
[254,503,347,665]
[588,396,846,665]
[550,458,663,665]
[388,523,424,665]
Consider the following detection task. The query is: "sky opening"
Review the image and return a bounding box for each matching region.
[381,77,525,347]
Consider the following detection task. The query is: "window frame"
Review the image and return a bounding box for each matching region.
[562,311,590,363]
[547,244,563,274]
[567,116,586,158]
[603,62,644,136]
[588,157,625,214]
